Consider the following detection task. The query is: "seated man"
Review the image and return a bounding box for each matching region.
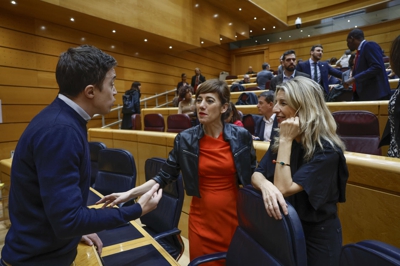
[246,66,257,74]
[253,91,278,141]
[239,74,251,84]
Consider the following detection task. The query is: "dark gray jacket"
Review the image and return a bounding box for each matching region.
[153,123,257,197]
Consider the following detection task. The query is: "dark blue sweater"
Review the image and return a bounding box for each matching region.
[2,98,142,265]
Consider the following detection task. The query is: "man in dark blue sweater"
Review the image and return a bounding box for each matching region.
[1,45,162,265]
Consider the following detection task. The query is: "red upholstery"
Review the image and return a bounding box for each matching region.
[332,110,381,155]
[265,80,271,90]
[226,75,238,80]
[167,114,192,133]
[144,113,165,132]
[242,114,256,135]
[130,114,142,130]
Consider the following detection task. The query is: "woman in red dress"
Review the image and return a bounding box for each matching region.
[98,80,256,265]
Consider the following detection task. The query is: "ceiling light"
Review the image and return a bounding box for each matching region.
[263,28,265,30]
[355,25,358,28]
[11,1,16,4]
[300,30,303,32]
[250,30,252,33]
[273,26,276,29]
[213,14,218,18]
[111,45,115,49]
[201,41,204,44]
[279,37,281,39]
[241,32,245,35]
[70,18,75,22]
[255,40,258,42]
[81,37,85,41]
[228,22,232,26]
[289,35,291,38]
[112,30,116,33]
[220,37,222,40]
[348,20,350,22]
[238,8,242,11]
[144,39,147,42]
[169,46,173,49]
[195,3,199,7]
[308,35,311,37]
[267,39,269,41]
[254,17,257,20]
[40,26,46,30]
[235,35,237,38]
[135,52,139,56]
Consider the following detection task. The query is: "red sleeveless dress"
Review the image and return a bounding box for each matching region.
[189,133,238,265]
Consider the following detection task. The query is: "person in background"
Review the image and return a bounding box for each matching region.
[246,66,257,74]
[336,49,352,68]
[270,50,310,91]
[121,81,141,129]
[252,76,348,266]
[239,74,251,84]
[176,73,189,96]
[379,35,400,158]
[0,45,162,265]
[97,80,256,265]
[297,44,343,96]
[225,102,244,127]
[343,29,391,101]
[256,62,274,90]
[177,85,196,117]
[254,91,278,141]
[191,67,206,92]
[329,57,338,66]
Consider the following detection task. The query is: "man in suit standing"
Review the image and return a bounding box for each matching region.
[297,44,343,95]
[191,67,206,93]
[256,63,274,90]
[270,50,310,91]
[343,29,391,101]
[253,91,277,141]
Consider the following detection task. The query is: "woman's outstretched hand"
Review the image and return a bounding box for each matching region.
[96,190,133,208]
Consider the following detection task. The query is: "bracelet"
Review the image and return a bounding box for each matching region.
[272,160,290,167]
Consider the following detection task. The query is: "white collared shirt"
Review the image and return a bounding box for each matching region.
[263,113,276,142]
[58,94,91,121]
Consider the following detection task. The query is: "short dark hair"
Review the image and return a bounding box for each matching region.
[282,50,296,61]
[56,45,117,97]
[262,63,270,70]
[195,79,230,121]
[181,73,186,78]
[131,81,141,89]
[310,44,323,51]
[226,102,242,123]
[348,29,364,41]
[179,85,194,99]
[258,91,275,103]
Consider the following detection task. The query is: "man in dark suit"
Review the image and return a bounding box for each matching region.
[253,91,278,141]
[297,44,343,95]
[270,50,310,91]
[343,29,391,101]
[191,67,206,92]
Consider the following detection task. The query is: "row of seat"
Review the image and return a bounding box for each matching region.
[242,110,382,155]
[130,113,192,132]
[88,143,185,260]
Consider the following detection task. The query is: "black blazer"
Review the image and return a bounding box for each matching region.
[270,71,310,91]
[379,85,400,153]
[191,75,206,88]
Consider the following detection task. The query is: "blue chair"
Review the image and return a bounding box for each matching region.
[93,148,137,207]
[340,240,400,265]
[188,185,307,266]
[88,141,106,187]
[140,157,185,260]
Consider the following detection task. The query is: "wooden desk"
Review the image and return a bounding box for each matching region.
[389,78,399,89]
[76,188,180,266]
[227,82,258,89]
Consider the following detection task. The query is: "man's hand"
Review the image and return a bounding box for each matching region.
[81,233,103,255]
[343,77,355,89]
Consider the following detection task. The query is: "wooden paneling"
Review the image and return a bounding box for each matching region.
[234,52,265,76]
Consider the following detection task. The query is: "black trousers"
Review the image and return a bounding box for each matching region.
[302,216,342,266]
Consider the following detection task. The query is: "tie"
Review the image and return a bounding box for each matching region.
[313,62,318,83]
[352,50,359,92]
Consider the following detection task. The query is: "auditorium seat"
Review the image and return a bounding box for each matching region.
[93,148,137,207]
[144,113,165,132]
[340,240,400,266]
[332,110,381,155]
[141,157,185,260]
[225,75,238,80]
[188,185,307,266]
[88,141,106,187]
[130,113,142,130]
[167,114,192,133]
[242,114,256,135]
[245,86,260,91]
[265,80,271,90]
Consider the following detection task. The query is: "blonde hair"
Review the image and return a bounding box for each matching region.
[272,76,345,161]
